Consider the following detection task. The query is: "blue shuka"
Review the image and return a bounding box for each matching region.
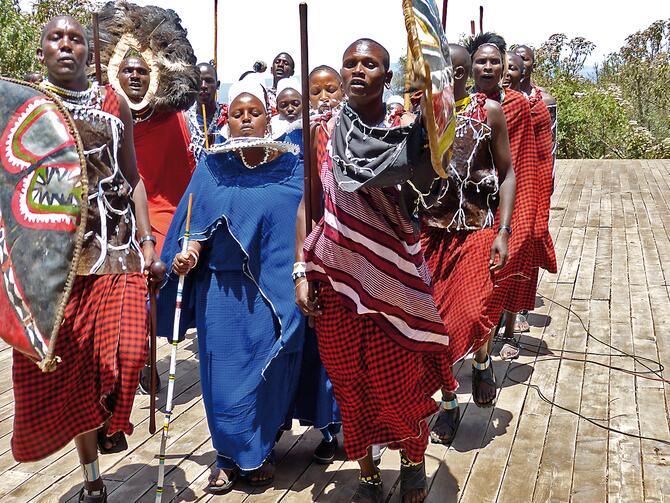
[157,151,304,471]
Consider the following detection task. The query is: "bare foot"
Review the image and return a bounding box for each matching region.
[247,461,275,485]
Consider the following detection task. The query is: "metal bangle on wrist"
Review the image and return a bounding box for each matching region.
[498,225,512,236]
[138,234,157,246]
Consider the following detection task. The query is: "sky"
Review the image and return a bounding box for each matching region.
[23,0,669,82]
[128,0,667,83]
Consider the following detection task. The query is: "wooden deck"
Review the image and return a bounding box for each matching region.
[1,159,670,502]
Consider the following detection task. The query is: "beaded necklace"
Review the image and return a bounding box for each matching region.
[43,80,100,108]
[237,147,270,169]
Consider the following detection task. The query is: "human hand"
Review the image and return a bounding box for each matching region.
[489,232,509,272]
[172,251,196,276]
[295,279,322,319]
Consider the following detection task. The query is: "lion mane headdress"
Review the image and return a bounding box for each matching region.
[91,0,199,113]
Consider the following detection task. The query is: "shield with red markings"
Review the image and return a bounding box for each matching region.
[0,78,87,369]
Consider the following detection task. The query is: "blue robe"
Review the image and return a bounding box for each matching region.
[158,152,304,471]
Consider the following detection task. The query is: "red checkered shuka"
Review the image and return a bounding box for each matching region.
[315,282,452,463]
[528,91,557,274]
[421,94,504,369]
[486,89,539,313]
[11,274,148,462]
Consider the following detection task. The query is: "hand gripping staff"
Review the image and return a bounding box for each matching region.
[155,193,193,503]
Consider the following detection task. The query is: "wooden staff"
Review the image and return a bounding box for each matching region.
[201,104,210,150]
[441,0,448,30]
[479,5,484,33]
[470,20,476,36]
[91,12,102,83]
[155,194,193,503]
[148,260,166,434]
[214,0,219,69]
[299,3,312,235]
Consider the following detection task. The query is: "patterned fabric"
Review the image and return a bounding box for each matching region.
[304,116,449,353]
[185,103,227,161]
[315,282,450,463]
[421,94,503,366]
[134,110,195,254]
[12,273,147,461]
[66,85,143,276]
[485,88,538,313]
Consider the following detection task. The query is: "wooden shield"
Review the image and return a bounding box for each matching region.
[403,0,456,178]
[0,78,88,370]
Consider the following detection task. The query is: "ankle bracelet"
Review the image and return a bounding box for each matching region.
[81,458,100,483]
[359,469,382,485]
[441,398,459,410]
[472,356,491,371]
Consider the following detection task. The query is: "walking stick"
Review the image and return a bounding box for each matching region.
[91,12,102,84]
[470,19,476,36]
[213,0,219,70]
[155,194,193,503]
[479,5,484,33]
[148,260,166,435]
[441,0,448,30]
[299,2,319,310]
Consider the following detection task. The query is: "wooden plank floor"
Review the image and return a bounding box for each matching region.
[1,159,670,502]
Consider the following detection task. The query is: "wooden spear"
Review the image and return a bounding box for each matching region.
[91,12,102,84]
[299,3,312,235]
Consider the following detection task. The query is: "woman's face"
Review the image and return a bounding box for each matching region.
[502,54,523,90]
[472,45,504,95]
[228,93,267,138]
[277,88,302,122]
[309,70,343,113]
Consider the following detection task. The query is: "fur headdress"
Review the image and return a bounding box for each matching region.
[91,1,199,113]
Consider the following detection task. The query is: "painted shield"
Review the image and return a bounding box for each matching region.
[403,0,456,178]
[0,78,87,367]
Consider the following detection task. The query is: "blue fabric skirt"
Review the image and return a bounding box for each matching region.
[195,268,301,471]
[294,326,341,435]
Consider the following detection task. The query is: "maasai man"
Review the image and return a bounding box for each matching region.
[268,51,295,113]
[502,49,557,346]
[116,54,195,254]
[421,43,516,443]
[460,32,538,405]
[296,39,452,503]
[10,16,156,502]
[158,77,304,494]
[186,62,226,161]
[515,45,558,167]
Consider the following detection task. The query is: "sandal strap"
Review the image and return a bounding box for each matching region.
[359,468,382,485]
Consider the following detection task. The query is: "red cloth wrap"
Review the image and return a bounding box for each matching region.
[528,94,557,273]
[12,274,148,462]
[134,111,195,254]
[488,89,539,313]
[315,282,451,463]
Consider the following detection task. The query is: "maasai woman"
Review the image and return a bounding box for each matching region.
[158,77,304,494]
[296,39,452,503]
[502,49,557,342]
[462,33,538,404]
[291,67,344,465]
[11,16,156,503]
[271,77,304,149]
[421,44,515,442]
[498,51,556,354]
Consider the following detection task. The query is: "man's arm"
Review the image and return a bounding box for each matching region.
[116,92,156,271]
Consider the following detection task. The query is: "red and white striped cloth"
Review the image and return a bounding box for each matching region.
[304,126,449,353]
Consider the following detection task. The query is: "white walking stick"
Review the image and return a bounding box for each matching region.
[155,193,193,502]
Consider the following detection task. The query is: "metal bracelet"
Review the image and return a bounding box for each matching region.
[139,234,157,246]
[498,225,512,236]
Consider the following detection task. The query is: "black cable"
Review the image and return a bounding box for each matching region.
[497,291,670,444]
[506,363,670,445]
